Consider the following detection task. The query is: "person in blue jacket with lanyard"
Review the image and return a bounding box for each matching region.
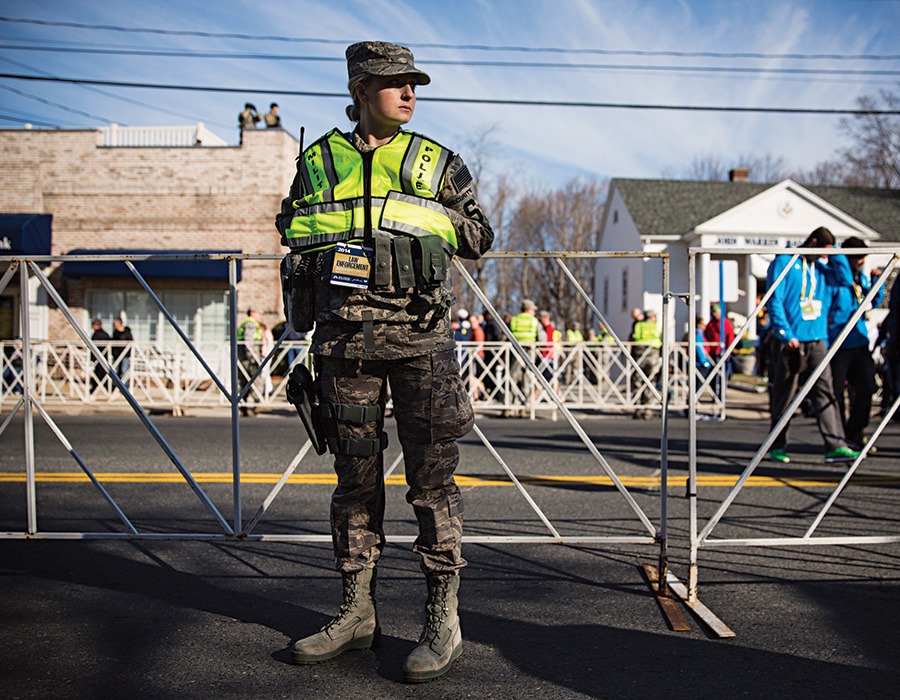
[765,226,861,464]
[828,236,884,450]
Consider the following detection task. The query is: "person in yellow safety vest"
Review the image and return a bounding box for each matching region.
[630,308,661,418]
[283,41,494,682]
[236,308,263,416]
[509,299,542,343]
[507,299,545,411]
[566,323,584,343]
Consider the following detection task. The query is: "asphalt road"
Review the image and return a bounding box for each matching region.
[1,409,898,699]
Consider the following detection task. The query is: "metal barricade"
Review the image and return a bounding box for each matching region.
[0,251,673,578]
[685,245,900,621]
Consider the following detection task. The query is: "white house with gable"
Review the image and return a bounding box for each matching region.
[595,171,900,343]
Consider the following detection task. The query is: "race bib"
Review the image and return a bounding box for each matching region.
[800,298,822,321]
[330,243,372,289]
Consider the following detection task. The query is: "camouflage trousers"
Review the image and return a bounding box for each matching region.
[317,350,474,575]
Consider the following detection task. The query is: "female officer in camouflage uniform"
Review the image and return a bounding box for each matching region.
[277,41,493,682]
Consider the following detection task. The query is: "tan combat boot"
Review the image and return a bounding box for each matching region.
[402,573,462,683]
[292,568,378,664]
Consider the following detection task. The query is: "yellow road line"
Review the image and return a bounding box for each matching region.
[0,472,898,488]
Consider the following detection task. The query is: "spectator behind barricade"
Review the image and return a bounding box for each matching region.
[566,323,584,343]
[111,317,133,390]
[563,322,583,383]
[453,308,471,341]
[828,236,884,450]
[465,312,486,399]
[508,299,544,416]
[237,308,263,416]
[630,307,644,339]
[630,308,661,419]
[90,318,111,395]
[481,309,503,342]
[694,319,713,380]
[468,312,485,357]
[260,322,275,400]
[764,226,860,464]
[478,310,502,398]
[538,310,560,381]
[704,303,735,400]
[264,102,281,128]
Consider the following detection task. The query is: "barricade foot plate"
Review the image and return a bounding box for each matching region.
[641,564,691,632]
[664,570,736,639]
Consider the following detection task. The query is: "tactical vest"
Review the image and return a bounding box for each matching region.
[509,313,540,343]
[285,128,457,292]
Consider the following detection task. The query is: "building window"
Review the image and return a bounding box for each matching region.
[621,269,628,313]
[602,276,609,315]
[86,289,230,342]
[613,210,618,224]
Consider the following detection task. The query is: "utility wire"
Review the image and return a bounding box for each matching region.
[0,82,116,123]
[0,113,59,127]
[2,72,898,115]
[1,43,898,77]
[0,56,233,130]
[0,16,897,61]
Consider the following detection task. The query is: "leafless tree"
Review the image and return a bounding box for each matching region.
[794,89,899,188]
[672,152,788,182]
[505,178,607,332]
[837,89,899,189]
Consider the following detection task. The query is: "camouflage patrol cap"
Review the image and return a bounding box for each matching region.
[346,41,431,85]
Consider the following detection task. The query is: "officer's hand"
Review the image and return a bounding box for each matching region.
[786,338,800,350]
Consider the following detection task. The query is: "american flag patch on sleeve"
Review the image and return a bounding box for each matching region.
[451,164,473,191]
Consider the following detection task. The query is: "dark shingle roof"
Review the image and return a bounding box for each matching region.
[612,178,900,241]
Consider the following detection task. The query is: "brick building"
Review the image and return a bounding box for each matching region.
[0,124,299,341]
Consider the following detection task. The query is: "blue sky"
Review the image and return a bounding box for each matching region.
[0,0,897,188]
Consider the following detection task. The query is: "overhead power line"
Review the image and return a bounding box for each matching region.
[0,56,233,130]
[1,43,899,77]
[0,15,898,61]
[0,82,116,123]
[0,113,59,127]
[2,72,898,115]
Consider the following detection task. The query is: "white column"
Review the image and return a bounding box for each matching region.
[699,252,711,323]
[744,257,758,338]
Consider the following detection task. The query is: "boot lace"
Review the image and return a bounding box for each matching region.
[322,575,361,632]
[422,578,450,643]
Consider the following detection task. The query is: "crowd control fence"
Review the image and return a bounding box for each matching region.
[0,252,677,572]
[685,245,900,610]
[3,249,897,636]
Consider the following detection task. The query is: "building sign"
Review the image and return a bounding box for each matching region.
[713,235,793,247]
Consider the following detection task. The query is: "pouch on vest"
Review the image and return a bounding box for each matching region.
[414,235,449,290]
[280,253,315,333]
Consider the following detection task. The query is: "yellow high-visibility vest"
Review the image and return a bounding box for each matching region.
[632,320,661,347]
[510,313,540,343]
[285,129,458,255]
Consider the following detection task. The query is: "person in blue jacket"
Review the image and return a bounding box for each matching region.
[828,236,884,449]
[765,226,861,464]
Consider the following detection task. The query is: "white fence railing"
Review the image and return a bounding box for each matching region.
[0,339,725,415]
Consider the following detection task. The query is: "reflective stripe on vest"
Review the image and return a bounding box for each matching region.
[287,129,456,253]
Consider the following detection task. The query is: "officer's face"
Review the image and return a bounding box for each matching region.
[360,75,417,129]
